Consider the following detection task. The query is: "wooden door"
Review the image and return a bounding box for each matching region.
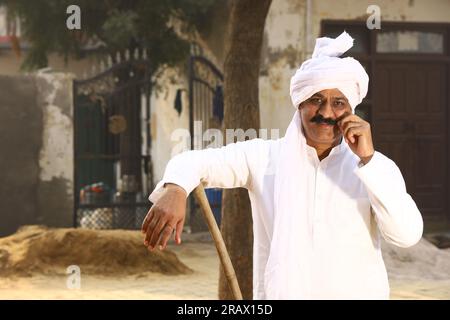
[373,61,448,225]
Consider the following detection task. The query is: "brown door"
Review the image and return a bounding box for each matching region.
[373,61,448,226]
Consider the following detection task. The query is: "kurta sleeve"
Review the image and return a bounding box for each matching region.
[149,139,268,203]
[354,151,424,248]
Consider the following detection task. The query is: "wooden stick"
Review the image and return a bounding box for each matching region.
[193,184,243,300]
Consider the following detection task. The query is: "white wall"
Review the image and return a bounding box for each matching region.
[150,68,190,183]
[37,72,74,188]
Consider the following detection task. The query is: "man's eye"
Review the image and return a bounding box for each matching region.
[334,101,345,107]
[310,98,322,105]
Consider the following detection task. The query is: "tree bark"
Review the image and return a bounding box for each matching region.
[219,0,272,300]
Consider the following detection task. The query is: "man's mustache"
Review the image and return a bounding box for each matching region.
[310,113,349,126]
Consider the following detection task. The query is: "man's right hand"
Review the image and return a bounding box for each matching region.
[141,183,187,251]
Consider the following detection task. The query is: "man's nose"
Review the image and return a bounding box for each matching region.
[318,101,336,119]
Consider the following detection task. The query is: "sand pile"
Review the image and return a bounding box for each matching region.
[0,225,192,277]
[382,238,450,281]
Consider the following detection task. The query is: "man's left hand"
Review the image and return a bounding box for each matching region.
[337,113,374,165]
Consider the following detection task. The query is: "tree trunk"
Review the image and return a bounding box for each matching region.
[219,0,272,300]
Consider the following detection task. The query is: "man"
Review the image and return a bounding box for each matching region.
[142,31,423,299]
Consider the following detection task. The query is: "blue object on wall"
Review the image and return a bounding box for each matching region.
[204,188,222,226]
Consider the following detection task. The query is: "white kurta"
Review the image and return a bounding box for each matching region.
[149,137,423,300]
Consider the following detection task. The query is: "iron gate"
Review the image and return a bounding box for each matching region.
[73,51,153,230]
[188,45,224,231]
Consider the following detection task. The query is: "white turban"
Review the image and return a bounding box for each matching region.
[289,31,369,110]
